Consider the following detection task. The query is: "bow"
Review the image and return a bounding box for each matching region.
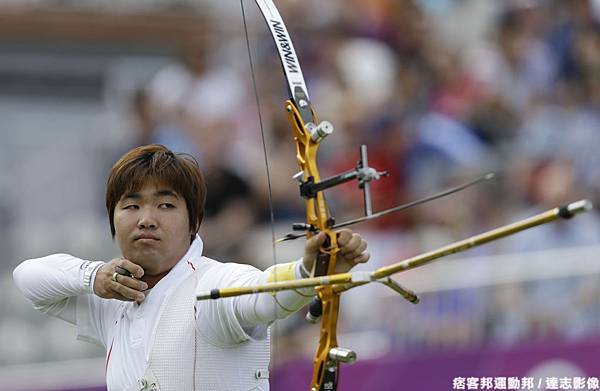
[245,2,344,389]
[197,2,594,391]
[238,4,491,387]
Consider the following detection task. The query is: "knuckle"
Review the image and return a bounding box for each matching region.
[114,283,125,295]
[129,279,141,290]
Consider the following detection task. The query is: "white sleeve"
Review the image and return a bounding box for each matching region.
[197,261,313,346]
[12,254,116,347]
[236,261,314,326]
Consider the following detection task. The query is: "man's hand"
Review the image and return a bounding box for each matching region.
[303,229,370,275]
[94,258,147,302]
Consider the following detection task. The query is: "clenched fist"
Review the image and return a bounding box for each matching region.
[94,258,147,302]
[303,229,370,275]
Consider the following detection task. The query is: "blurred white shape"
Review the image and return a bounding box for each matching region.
[147,63,246,124]
[527,359,586,383]
[335,38,398,109]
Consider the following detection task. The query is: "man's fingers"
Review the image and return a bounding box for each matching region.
[345,252,370,265]
[346,240,368,259]
[306,232,327,252]
[111,280,145,301]
[117,259,144,278]
[305,230,369,274]
[354,252,370,264]
[339,233,363,255]
[93,261,145,302]
[115,266,132,278]
[117,275,148,292]
[336,229,353,246]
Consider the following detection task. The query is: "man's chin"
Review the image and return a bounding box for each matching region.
[124,249,161,267]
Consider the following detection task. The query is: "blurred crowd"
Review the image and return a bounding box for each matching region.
[120,0,600,359]
[129,0,600,252]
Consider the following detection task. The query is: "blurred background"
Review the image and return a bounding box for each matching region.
[0,0,599,390]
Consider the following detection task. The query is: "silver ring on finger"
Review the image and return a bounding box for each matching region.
[111,272,119,283]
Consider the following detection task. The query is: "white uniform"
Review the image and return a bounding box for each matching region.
[13,236,312,390]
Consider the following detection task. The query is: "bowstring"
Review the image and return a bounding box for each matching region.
[240,0,280,372]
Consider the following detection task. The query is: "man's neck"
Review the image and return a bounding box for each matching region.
[141,268,173,289]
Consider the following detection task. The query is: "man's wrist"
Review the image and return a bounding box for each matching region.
[297,258,310,279]
[82,261,105,294]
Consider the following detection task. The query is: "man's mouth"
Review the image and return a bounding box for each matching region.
[135,234,159,241]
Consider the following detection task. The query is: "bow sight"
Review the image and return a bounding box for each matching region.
[292,144,388,224]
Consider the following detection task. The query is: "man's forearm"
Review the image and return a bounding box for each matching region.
[13,254,104,315]
[237,260,315,326]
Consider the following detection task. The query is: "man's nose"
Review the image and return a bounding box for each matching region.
[138,208,158,229]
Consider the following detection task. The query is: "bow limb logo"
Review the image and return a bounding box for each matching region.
[270,19,300,74]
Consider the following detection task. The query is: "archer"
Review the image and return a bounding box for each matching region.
[13,144,369,391]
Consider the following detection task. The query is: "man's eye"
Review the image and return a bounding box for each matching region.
[123,204,139,210]
[159,203,175,209]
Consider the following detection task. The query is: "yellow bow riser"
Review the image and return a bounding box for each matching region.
[285,99,342,390]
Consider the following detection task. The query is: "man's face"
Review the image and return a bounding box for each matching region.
[113,181,191,275]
